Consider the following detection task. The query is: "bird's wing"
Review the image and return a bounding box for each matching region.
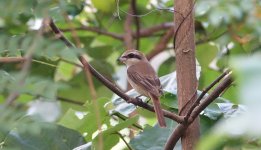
[127,64,162,97]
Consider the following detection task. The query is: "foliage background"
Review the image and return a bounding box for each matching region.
[0,0,261,149]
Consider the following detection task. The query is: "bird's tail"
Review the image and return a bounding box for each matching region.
[150,94,166,128]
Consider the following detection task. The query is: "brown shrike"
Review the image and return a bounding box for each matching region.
[118,49,166,127]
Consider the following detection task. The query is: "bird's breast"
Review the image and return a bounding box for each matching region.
[127,76,149,97]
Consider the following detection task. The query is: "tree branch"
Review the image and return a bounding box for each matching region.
[49,20,74,47]
[136,22,173,38]
[146,27,174,60]
[0,57,25,63]
[60,22,173,41]
[131,0,140,49]
[124,5,134,49]
[61,26,123,40]
[183,70,230,119]
[164,74,233,150]
[164,124,187,150]
[48,19,184,123]
[188,74,233,122]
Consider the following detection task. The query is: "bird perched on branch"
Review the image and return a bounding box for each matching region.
[118,49,166,127]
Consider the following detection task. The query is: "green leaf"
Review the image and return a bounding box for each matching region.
[0,70,62,100]
[7,36,21,56]
[55,61,78,81]
[30,58,58,78]
[58,108,86,132]
[58,72,91,102]
[0,107,26,141]
[200,116,217,136]
[59,98,110,141]
[0,34,82,61]
[78,36,95,48]
[130,119,179,150]
[3,121,86,150]
[216,103,246,118]
[197,134,228,150]
[65,3,84,17]
[87,45,113,60]
[89,59,115,79]
[158,58,176,77]
[91,0,115,13]
[0,70,15,93]
[161,92,178,109]
[196,43,218,68]
[200,95,241,120]
[23,77,59,99]
[92,116,139,150]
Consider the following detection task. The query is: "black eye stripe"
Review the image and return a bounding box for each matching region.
[127,53,142,59]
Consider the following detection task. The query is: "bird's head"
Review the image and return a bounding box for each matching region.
[118,49,147,67]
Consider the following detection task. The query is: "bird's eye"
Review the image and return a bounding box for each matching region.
[128,53,135,58]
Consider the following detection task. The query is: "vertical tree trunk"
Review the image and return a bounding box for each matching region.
[174,0,200,149]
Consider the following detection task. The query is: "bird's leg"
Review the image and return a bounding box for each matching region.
[135,95,150,103]
[146,98,151,103]
[135,94,143,99]
[135,94,143,102]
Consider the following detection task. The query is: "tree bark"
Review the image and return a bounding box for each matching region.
[174,0,200,149]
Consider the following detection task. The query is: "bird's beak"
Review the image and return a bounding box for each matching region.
[117,57,126,63]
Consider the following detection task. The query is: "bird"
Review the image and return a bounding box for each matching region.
[118,49,166,127]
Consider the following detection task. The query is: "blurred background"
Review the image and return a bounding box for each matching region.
[0,0,261,149]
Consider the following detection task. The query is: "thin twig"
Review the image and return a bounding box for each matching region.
[57,97,84,105]
[0,57,83,72]
[111,111,143,130]
[178,89,197,116]
[119,6,184,18]
[115,132,133,150]
[60,58,82,68]
[188,74,233,122]
[49,20,74,47]
[184,70,230,120]
[48,19,184,123]
[131,0,140,49]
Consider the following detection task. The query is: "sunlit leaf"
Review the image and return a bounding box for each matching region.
[59,98,110,141]
[55,61,78,81]
[92,116,139,150]
[91,0,115,13]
